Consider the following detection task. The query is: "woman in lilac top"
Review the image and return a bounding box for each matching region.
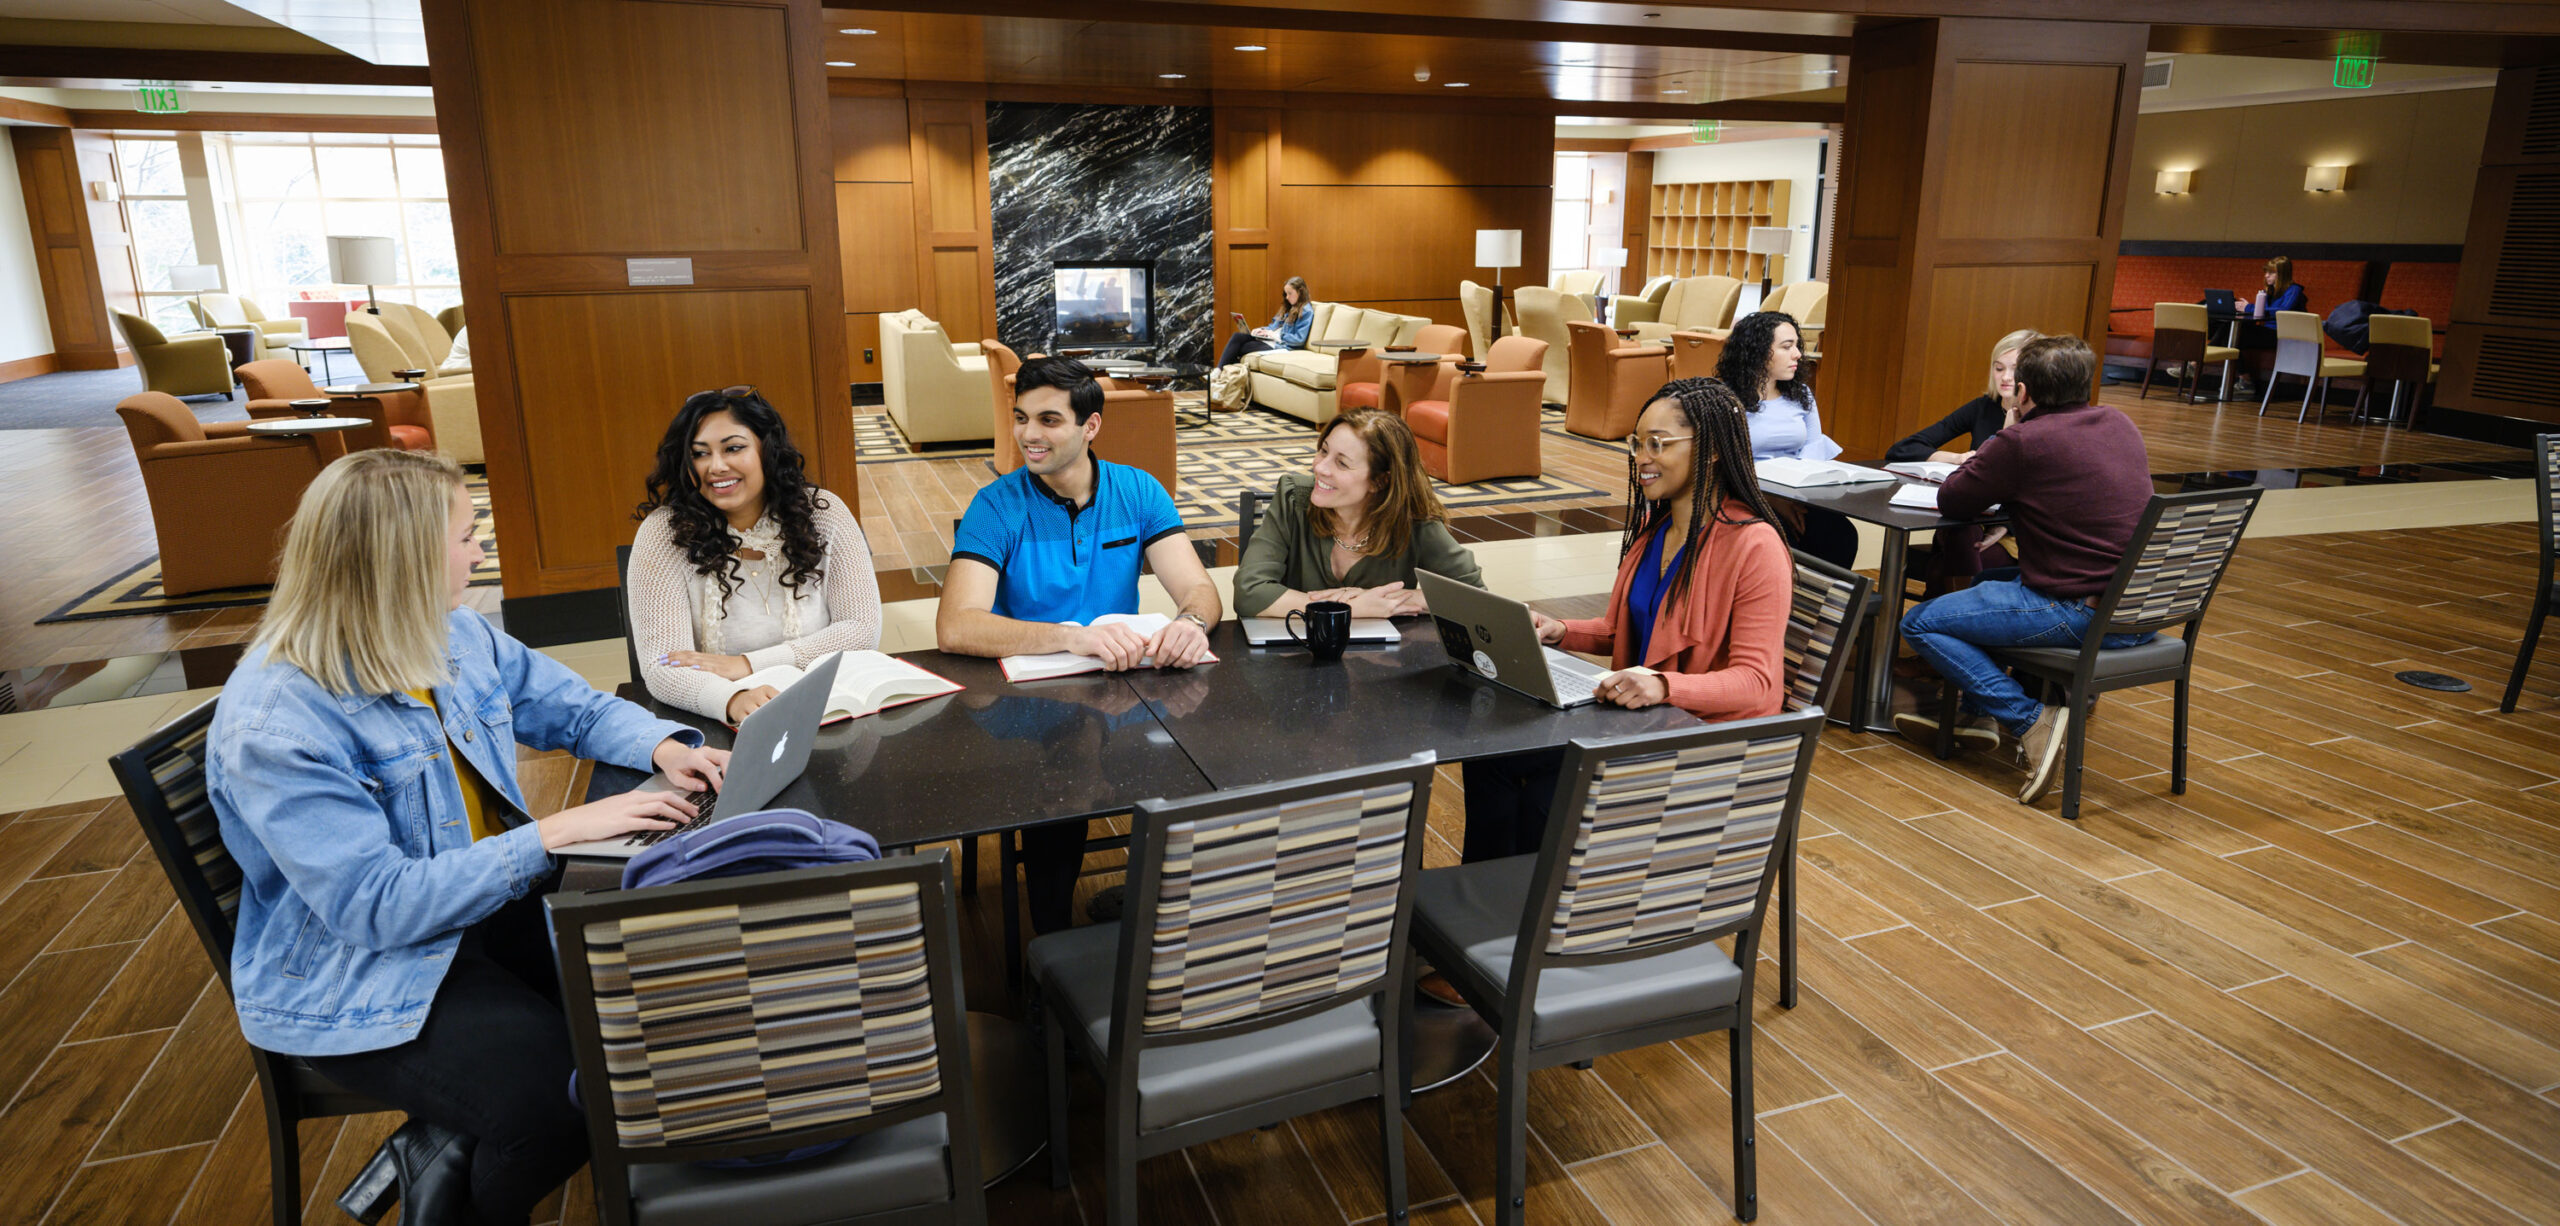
[1715,310,1858,566]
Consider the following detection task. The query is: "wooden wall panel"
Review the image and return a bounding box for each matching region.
[1274,184,1552,302]
[904,95,996,348]
[845,312,882,381]
[9,128,117,369]
[836,182,918,312]
[74,133,138,323]
[509,289,817,564]
[1213,105,1281,355]
[426,0,852,605]
[1279,109,1550,187]
[927,247,989,342]
[468,0,801,254]
[830,95,912,182]
[1827,18,2144,458]
[2438,65,2560,427]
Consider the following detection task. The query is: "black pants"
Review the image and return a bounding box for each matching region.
[1218,333,1274,368]
[304,884,590,1226]
[1019,819,1088,935]
[1797,506,1858,570]
[1459,748,1567,863]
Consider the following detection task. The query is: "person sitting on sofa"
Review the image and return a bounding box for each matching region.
[1217,275,1314,367]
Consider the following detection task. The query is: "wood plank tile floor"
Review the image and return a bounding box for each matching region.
[2,511,2556,1224]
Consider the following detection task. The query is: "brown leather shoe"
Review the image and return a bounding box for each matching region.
[1417,970,1469,1009]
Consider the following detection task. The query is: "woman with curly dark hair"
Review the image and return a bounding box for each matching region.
[1714,309,1858,567]
[627,386,881,723]
[1458,376,1797,861]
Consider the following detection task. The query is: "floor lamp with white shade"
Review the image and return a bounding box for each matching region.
[1475,228,1522,350]
[168,264,220,327]
[328,235,396,315]
[1746,226,1797,307]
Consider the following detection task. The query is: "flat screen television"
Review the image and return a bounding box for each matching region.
[1052,261,1153,349]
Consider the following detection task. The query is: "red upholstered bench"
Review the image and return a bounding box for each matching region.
[2379,262,2457,357]
[2106,255,2367,362]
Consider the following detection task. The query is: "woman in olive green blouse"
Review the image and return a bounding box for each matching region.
[1234,407,1484,619]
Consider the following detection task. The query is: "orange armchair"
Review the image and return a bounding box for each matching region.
[116,392,335,595]
[1563,321,1671,440]
[238,358,434,454]
[1405,336,1548,484]
[1339,324,1467,413]
[1000,373,1175,495]
[984,339,1026,473]
[1667,330,1725,381]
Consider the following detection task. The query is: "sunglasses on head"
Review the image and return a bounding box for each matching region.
[689,383,759,404]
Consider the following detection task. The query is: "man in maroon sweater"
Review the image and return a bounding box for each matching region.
[1896,335,2156,804]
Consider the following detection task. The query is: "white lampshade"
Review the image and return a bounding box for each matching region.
[1474,229,1522,269]
[168,264,220,292]
[327,235,397,286]
[1597,247,1629,270]
[1746,226,1797,257]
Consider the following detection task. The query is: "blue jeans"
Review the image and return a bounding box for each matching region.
[1900,569,2154,734]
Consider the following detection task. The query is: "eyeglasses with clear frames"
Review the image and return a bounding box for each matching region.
[1626,433,1696,458]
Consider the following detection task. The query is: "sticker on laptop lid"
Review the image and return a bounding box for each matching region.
[1473,650,1498,680]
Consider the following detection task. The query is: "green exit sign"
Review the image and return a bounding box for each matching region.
[2334,56,2377,89]
[132,81,186,114]
[1692,119,1721,143]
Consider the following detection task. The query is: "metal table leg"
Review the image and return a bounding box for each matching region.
[1857,528,1911,732]
[967,1012,1049,1185]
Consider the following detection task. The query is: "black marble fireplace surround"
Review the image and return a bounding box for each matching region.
[987,101,1213,369]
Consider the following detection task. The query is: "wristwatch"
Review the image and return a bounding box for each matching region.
[1176,612,1210,631]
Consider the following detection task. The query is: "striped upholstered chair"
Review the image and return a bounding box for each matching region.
[2500,434,2559,713]
[1028,753,1439,1226]
[1406,711,1825,1225]
[112,699,395,1226]
[1989,488,2262,821]
[549,851,985,1226]
[1773,552,1871,1009]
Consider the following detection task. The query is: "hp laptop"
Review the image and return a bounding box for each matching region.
[1415,570,1609,709]
[554,652,842,859]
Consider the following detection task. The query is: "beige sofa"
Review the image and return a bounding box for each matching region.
[881,309,993,446]
[1241,302,1430,425]
[1623,276,1743,343]
[345,309,484,464]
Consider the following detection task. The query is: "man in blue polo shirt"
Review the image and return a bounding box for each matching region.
[938,355,1221,933]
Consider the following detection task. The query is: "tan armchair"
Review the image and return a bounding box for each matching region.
[1241,302,1430,425]
[436,304,466,337]
[1627,276,1743,343]
[1551,270,1606,317]
[1460,279,1504,360]
[1761,280,1829,348]
[116,391,334,595]
[113,312,234,400]
[240,358,433,453]
[1511,286,1591,406]
[380,302,457,371]
[983,339,1027,473]
[345,311,483,464]
[1565,321,1671,441]
[188,292,307,358]
[1404,335,1548,484]
[1608,276,1675,329]
[880,309,993,446]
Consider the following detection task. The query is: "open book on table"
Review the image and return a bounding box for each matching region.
[1001,612,1221,682]
[1883,460,1960,483]
[1754,458,1893,488]
[733,650,961,725]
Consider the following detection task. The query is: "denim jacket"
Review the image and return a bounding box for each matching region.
[1268,307,1313,350]
[208,608,700,1056]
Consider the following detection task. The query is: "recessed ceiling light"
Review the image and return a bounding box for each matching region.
[839,27,873,34]
[1160,72,1188,79]
[1445,82,1470,87]
[827,61,856,67]
[1233,44,1266,52]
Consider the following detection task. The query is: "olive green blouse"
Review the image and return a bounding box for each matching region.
[1232,473,1485,616]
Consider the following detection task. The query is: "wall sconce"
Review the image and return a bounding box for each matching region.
[88,180,119,202]
[2155,169,2192,195]
[2304,164,2349,193]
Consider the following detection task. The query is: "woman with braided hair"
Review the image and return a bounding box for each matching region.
[1457,376,1797,862]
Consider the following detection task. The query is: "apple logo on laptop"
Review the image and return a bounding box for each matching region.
[772,732,790,764]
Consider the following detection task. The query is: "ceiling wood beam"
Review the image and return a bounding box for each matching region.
[859,78,1843,122]
[0,46,432,88]
[832,1,1854,56]
[66,111,436,134]
[0,93,71,127]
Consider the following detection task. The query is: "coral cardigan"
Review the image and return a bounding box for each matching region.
[1558,500,1792,721]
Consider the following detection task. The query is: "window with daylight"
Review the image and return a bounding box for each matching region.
[115,138,204,333]
[217,133,459,313]
[1551,151,1592,281]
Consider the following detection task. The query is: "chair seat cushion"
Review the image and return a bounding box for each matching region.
[2317,358,2366,377]
[387,424,433,451]
[624,1113,952,1226]
[1412,856,1743,1049]
[2201,346,2241,362]
[1249,350,1338,391]
[1338,382,1380,411]
[1994,635,2189,680]
[1028,922,1380,1132]
[1404,401,1450,444]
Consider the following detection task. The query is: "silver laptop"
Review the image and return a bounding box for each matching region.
[1415,569,1608,709]
[554,652,842,859]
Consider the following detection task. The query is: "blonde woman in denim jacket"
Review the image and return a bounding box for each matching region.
[208,450,728,1225]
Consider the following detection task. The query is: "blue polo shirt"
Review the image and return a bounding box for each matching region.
[952,453,1186,625]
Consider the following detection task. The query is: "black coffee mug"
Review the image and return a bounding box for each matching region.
[1286,600,1353,662]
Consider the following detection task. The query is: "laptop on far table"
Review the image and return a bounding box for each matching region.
[553,652,842,859]
[1415,569,1608,709]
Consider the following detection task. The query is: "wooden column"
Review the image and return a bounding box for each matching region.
[1825,18,2146,458]
[902,86,997,351]
[829,86,917,384]
[422,0,852,635]
[10,126,129,371]
[2436,64,2560,428]
[1212,96,1283,357]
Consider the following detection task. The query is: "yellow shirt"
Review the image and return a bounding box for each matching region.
[409,689,505,842]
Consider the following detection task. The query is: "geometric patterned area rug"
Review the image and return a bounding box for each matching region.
[38,476,502,624]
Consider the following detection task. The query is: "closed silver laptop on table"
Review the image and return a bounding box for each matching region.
[1415,569,1608,709]
[554,652,842,859]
